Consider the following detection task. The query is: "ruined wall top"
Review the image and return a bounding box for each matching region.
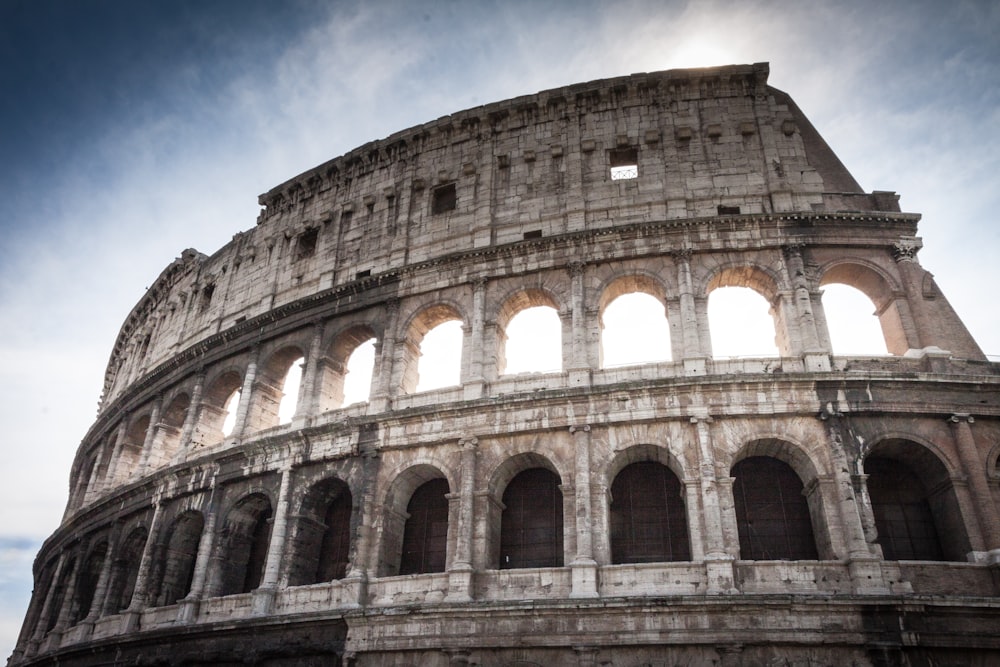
[98,62,901,411]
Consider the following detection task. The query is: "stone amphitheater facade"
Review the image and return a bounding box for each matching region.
[11,63,1000,666]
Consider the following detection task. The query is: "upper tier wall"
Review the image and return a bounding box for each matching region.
[98,63,893,410]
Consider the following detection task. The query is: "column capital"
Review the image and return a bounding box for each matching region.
[568,260,587,277]
[670,247,694,262]
[892,237,922,263]
[949,413,975,424]
[459,436,479,449]
[569,424,591,434]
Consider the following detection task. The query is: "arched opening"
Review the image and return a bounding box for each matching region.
[44,555,77,633]
[500,468,564,569]
[287,478,354,586]
[821,283,889,355]
[201,370,243,442]
[864,440,968,561]
[610,462,689,563]
[731,457,818,560]
[156,393,190,463]
[501,306,562,374]
[399,478,451,575]
[277,357,304,424]
[221,390,240,436]
[319,326,379,410]
[215,494,273,597]
[415,321,463,392]
[105,527,147,613]
[708,287,779,358]
[343,338,376,405]
[115,415,151,481]
[403,305,464,393]
[378,465,450,576]
[151,511,204,607]
[600,291,671,367]
[70,542,108,625]
[250,346,307,431]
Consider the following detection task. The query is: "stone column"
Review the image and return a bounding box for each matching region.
[674,249,707,375]
[344,447,379,607]
[121,499,164,632]
[177,487,220,623]
[230,348,259,439]
[369,300,399,413]
[569,425,598,597]
[463,279,488,400]
[104,420,130,488]
[45,552,82,651]
[253,465,294,614]
[567,261,592,387]
[949,414,1000,561]
[137,395,164,473]
[176,372,204,459]
[690,414,736,593]
[81,525,121,633]
[783,244,830,371]
[293,323,325,425]
[447,437,478,601]
[28,552,68,650]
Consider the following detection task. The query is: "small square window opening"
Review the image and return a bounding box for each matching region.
[431,183,457,214]
[610,147,638,181]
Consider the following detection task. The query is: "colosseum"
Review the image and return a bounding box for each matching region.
[10,63,1000,666]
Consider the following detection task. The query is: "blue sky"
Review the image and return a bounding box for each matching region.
[1,0,998,657]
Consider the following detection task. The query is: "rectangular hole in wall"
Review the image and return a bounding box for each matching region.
[717,205,741,215]
[523,230,542,240]
[431,183,457,214]
[355,269,371,279]
[609,147,638,180]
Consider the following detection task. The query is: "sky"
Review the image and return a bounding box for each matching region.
[1,0,998,658]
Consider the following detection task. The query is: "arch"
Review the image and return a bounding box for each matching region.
[599,275,671,368]
[820,261,909,355]
[610,462,690,563]
[821,283,890,355]
[705,263,782,301]
[496,289,563,375]
[113,414,151,481]
[863,438,969,561]
[499,468,564,569]
[151,511,204,607]
[200,369,244,442]
[44,554,78,633]
[215,493,274,596]
[155,392,191,464]
[731,456,819,560]
[379,464,450,576]
[399,478,451,575]
[70,541,108,625]
[254,345,308,430]
[705,265,783,358]
[402,303,465,393]
[105,527,147,613]
[287,477,354,586]
[319,323,379,410]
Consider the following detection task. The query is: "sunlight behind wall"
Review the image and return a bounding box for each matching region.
[822,284,889,355]
[278,358,304,424]
[343,338,376,405]
[416,320,463,392]
[503,306,562,374]
[221,390,240,436]
[708,287,779,358]
[601,292,672,367]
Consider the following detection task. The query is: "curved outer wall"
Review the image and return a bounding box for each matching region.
[12,63,1000,667]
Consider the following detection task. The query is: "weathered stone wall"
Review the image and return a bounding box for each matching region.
[12,64,1000,667]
